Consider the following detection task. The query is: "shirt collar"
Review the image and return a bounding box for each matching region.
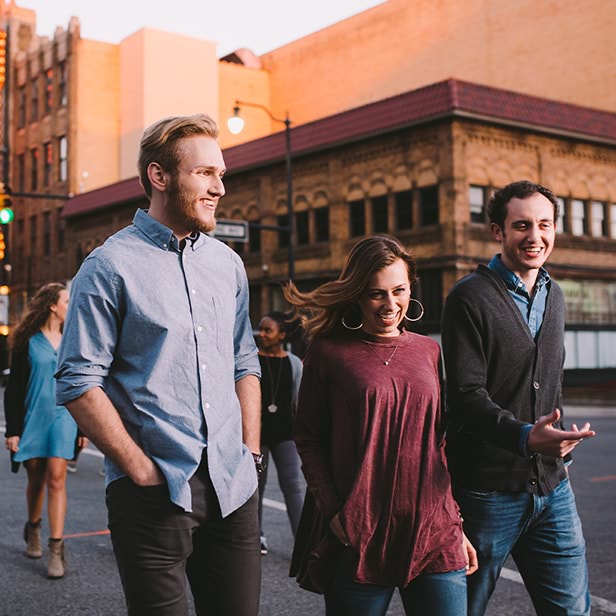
[488,254,550,295]
[132,209,206,252]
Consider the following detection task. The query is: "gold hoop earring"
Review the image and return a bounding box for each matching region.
[341,308,363,331]
[403,298,424,322]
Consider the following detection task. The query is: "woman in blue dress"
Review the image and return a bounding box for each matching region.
[4,282,87,579]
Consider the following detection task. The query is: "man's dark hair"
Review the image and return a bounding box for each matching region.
[487,180,559,229]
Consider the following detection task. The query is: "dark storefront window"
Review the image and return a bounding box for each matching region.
[395,190,413,230]
[314,206,329,242]
[371,195,388,233]
[419,185,439,226]
[296,210,310,245]
[349,199,366,237]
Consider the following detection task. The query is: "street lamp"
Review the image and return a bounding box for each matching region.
[228,100,295,280]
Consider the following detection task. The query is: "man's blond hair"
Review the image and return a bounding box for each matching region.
[138,114,219,198]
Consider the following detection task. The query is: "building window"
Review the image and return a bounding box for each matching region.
[58,210,65,252]
[43,212,51,256]
[44,142,53,187]
[371,195,388,233]
[17,154,25,192]
[556,197,568,234]
[394,190,413,230]
[30,148,39,191]
[17,86,26,128]
[277,214,289,248]
[590,201,607,237]
[44,68,53,114]
[469,185,487,224]
[30,76,38,122]
[571,199,586,236]
[30,215,37,256]
[611,204,616,239]
[248,221,261,253]
[349,199,366,237]
[419,185,439,226]
[58,61,68,106]
[296,210,310,245]
[58,136,68,182]
[314,206,329,242]
[412,268,443,330]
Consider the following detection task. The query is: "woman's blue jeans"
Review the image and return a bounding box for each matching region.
[324,548,467,616]
[454,477,590,616]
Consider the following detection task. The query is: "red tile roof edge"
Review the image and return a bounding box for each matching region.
[63,79,616,219]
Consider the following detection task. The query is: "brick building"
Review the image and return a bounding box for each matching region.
[1,0,615,387]
[63,80,616,382]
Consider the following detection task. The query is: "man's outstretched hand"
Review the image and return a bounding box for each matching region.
[527,409,595,457]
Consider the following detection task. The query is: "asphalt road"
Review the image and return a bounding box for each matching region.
[0,407,614,615]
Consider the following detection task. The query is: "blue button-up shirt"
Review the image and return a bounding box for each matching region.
[56,209,261,514]
[488,254,551,455]
[488,254,550,339]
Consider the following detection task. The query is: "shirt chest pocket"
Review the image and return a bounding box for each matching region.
[213,296,235,353]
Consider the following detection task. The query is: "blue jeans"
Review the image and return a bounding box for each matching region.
[454,477,590,616]
[324,549,467,616]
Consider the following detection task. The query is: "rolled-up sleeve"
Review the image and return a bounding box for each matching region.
[55,254,121,405]
[231,254,260,382]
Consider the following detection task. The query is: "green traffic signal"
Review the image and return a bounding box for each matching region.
[0,207,13,224]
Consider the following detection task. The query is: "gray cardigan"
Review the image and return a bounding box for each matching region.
[441,265,567,495]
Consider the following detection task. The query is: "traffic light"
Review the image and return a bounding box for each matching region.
[0,30,6,89]
[0,229,5,260]
[0,180,13,224]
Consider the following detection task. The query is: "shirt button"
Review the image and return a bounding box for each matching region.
[533,381,540,390]
[201,364,206,371]
[205,403,210,409]
[197,326,203,332]
[529,477,537,485]
[163,243,168,248]
[191,289,196,294]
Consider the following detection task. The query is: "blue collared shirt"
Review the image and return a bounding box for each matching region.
[56,209,261,514]
[488,254,550,339]
[488,254,551,456]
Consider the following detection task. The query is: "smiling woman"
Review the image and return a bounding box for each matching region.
[283,235,477,614]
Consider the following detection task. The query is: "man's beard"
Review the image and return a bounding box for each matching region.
[168,174,216,234]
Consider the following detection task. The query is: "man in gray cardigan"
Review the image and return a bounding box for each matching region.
[442,180,595,616]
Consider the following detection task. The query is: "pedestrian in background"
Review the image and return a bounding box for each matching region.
[55,114,262,616]
[442,180,595,615]
[4,282,87,579]
[285,235,477,615]
[256,311,304,555]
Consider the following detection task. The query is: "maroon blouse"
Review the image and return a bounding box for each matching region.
[290,330,466,592]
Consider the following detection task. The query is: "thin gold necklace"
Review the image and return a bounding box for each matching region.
[361,335,404,366]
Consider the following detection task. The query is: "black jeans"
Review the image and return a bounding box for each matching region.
[106,456,261,616]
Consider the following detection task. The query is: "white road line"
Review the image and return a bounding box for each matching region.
[80,447,104,459]
[500,567,616,614]
[263,497,287,512]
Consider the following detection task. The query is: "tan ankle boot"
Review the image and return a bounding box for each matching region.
[47,538,65,579]
[23,520,42,558]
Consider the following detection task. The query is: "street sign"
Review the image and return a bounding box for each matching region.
[211,219,249,243]
[0,294,7,325]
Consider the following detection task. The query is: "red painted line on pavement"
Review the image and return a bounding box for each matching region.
[590,475,616,483]
[64,529,110,539]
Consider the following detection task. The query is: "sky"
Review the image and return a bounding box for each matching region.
[25,0,386,56]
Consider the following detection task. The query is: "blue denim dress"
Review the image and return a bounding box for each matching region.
[14,332,77,462]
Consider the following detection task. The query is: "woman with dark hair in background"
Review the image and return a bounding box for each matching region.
[256,310,305,555]
[4,283,87,579]
[285,235,477,615]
